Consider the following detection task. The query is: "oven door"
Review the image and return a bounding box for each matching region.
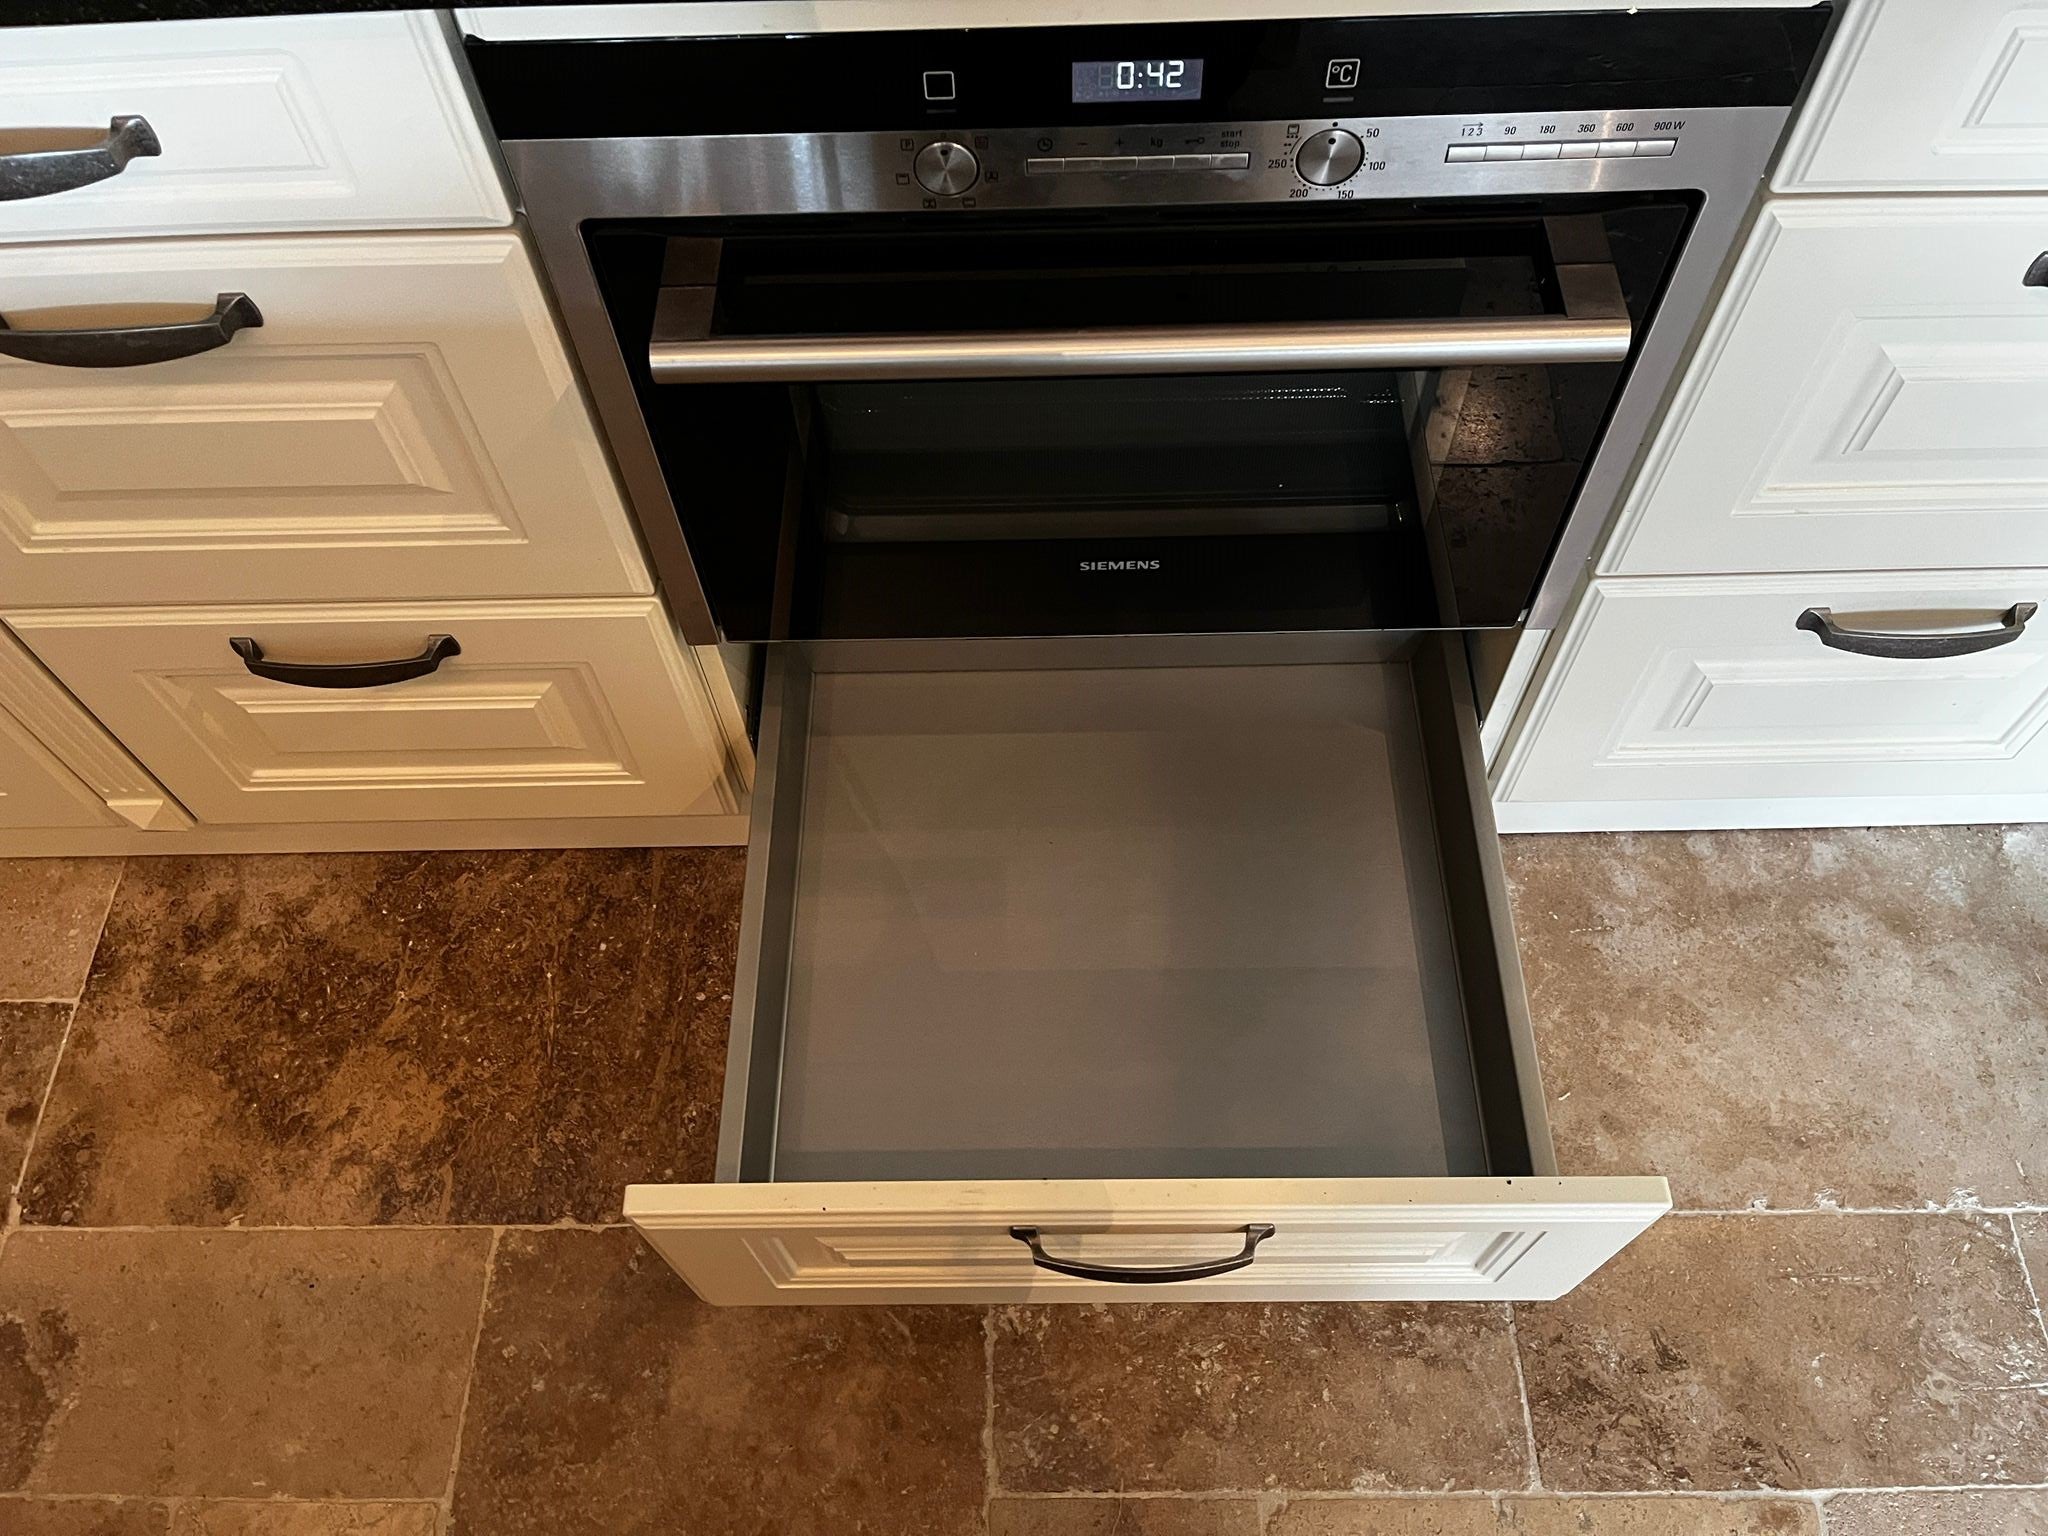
[611,199,1691,641]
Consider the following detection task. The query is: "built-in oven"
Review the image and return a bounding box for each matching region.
[464,8,1831,1306]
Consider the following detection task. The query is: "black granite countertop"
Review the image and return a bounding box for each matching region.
[4,0,547,24]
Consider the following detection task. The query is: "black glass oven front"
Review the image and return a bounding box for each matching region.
[588,195,1695,642]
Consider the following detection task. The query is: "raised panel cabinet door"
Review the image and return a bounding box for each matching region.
[624,1178,1671,1305]
[0,13,507,241]
[1492,572,2048,828]
[1600,200,2048,578]
[5,599,740,826]
[0,623,183,831]
[0,233,652,605]
[1775,0,2048,193]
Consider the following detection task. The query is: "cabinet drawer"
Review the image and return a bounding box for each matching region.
[1775,0,2048,193]
[0,13,506,241]
[1600,201,2048,578]
[627,638,1668,1305]
[0,233,651,605]
[6,599,737,826]
[1494,573,2048,826]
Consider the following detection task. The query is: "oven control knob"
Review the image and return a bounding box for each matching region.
[914,140,980,196]
[1295,128,1365,186]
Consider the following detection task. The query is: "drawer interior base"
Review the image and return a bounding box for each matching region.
[725,641,1543,1186]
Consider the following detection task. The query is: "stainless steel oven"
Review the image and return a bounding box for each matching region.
[471,7,1827,651]
[460,10,1831,1305]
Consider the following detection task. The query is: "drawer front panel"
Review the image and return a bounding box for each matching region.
[1601,201,2048,578]
[0,14,507,241]
[1775,0,2048,192]
[0,234,651,605]
[624,1178,1670,1305]
[1496,573,2048,812]
[5,600,736,825]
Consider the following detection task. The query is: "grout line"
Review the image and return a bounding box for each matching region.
[1669,1205,2048,1217]
[1505,1304,1542,1491]
[982,1308,999,1524]
[440,1225,503,1534]
[0,996,96,1006]
[987,1484,2048,1501]
[5,998,80,1238]
[1814,1490,1830,1535]
[2008,1212,2048,1355]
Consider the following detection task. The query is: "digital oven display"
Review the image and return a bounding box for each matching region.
[1071,59,1205,102]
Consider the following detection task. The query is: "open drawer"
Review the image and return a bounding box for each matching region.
[626,635,1667,1303]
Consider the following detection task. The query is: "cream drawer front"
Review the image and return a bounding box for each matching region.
[626,1180,1669,1306]
[1775,0,2048,192]
[1601,201,2048,578]
[628,639,1668,1305]
[0,14,506,241]
[0,233,650,605]
[1495,574,2048,820]
[5,600,735,826]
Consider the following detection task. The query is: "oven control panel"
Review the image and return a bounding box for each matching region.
[846,108,1711,213]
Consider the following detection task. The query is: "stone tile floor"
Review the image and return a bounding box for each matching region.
[0,828,2043,1534]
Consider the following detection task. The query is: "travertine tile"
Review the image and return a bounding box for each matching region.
[0,860,120,1002]
[991,1303,1527,1494]
[0,1500,172,1535]
[1266,1496,1817,1534]
[1,1004,69,1201]
[21,848,743,1227]
[1516,1213,2048,1490]
[1823,1490,2048,1535]
[169,1505,441,1535]
[448,1229,986,1536]
[0,1230,488,1497]
[987,1498,1261,1536]
[1504,827,2048,1208]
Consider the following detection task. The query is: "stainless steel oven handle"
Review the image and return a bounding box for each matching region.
[648,312,1632,382]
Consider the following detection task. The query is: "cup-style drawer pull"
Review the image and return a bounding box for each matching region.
[2025,252,2048,288]
[1796,603,2038,660]
[0,115,161,202]
[0,292,262,369]
[1008,1224,1276,1285]
[228,634,461,689]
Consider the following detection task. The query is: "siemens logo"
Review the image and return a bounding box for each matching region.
[1079,560,1162,571]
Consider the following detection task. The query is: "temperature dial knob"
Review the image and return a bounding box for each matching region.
[914,140,980,196]
[1295,129,1365,186]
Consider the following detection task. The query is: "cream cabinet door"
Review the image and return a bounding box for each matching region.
[1599,200,2048,579]
[1775,0,2048,193]
[0,233,651,606]
[0,13,507,241]
[0,624,183,832]
[6,600,737,826]
[1493,572,2048,830]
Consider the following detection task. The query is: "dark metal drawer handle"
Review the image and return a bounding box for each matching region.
[2025,252,2048,288]
[229,634,461,689]
[1008,1224,1275,1285]
[1797,603,2037,660]
[0,292,262,368]
[0,115,161,202]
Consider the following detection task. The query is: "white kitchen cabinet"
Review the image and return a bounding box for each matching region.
[0,13,507,242]
[1494,572,2048,831]
[1598,199,2048,579]
[0,623,183,832]
[6,599,739,827]
[0,232,653,606]
[1774,0,2048,193]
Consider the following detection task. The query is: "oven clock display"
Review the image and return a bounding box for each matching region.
[1072,59,1205,102]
